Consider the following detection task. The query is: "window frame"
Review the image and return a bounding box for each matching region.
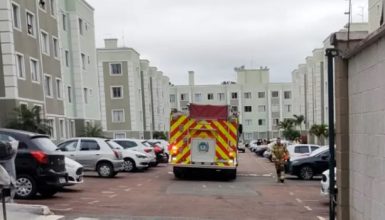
[194,93,202,102]
[109,63,123,76]
[207,93,214,100]
[244,92,252,99]
[30,57,40,83]
[170,94,176,103]
[38,0,47,12]
[67,86,72,103]
[62,13,67,31]
[59,118,65,139]
[78,18,83,35]
[258,92,265,98]
[244,106,252,112]
[26,10,36,38]
[258,119,265,126]
[46,117,56,139]
[52,36,59,59]
[56,78,63,99]
[50,0,56,17]
[113,133,127,139]
[258,105,266,112]
[271,91,279,98]
[44,74,53,98]
[64,50,70,67]
[15,52,25,79]
[11,2,21,31]
[81,53,86,70]
[83,88,88,104]
[111,109,125,123]
[231,92,238,99]
[40,30,50,56]
[218,93,225,101]
[284,91,292,99]
[110,86,124,99]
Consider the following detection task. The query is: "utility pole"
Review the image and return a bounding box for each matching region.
[325,48,339,220]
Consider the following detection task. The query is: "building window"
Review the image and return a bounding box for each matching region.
[83,88,88,103]
[44,75,52,97]
[180,93,188,101]
[56,78,62,99]
[285,104,292,113]
[258,92,265,98]
[79,18,83,35]
[244,92,251,99]
[284,91,292,99]
[245,119,252,126]
[62,13,66,30]
[110,63,122,75]
[271,105,279,112]
[170,94,176,103]
[231,106,238,112]
[50,0,56,16]
[16,53,25,79]
[40,31,49,55]
[52,37,59,58]
[11,3,21,30]
[112,109,125,123]
[244,133,253,140]
[26,11,36,36]
[59,119,65,139]
[30,58,39,82]
[258,119,266,126]
[114,132,126,139]
[81,53,86,69]
[231,92,238,99]
[111,86,123,99]
[218,93,225,101]
[207,93,214,100]
[39,0,47,10]
[65,50,69,67]
[244,106,252,112]
[194,93,202,102]
[69,120,75,137]
[67,86,72,103]
[47,118,56,138]
[272,91,279,98]
[258,105,266,112]
[273,119,280,126]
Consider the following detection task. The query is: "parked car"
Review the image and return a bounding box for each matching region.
[285,146,330,180]
[254,144,268,156]
[113,139,157,166]
[248,140,259,152]
[0,129,68,199]
[237,141,246,153]
[321,168,337,197]
[64,157,83,186]
[58,138,124,178]
[108,140,151,172]
[287,144,320,158]
[147,141,168,164]
[148,139,170,155]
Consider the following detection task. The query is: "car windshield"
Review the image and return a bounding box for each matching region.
[141,141,151,147]
[310,146,329,157]
[31,137,59,152]
[106,140,123,150]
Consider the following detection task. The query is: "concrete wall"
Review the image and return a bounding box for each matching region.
[347,30,385,220]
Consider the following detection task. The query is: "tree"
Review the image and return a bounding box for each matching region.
[309,124,329,145]
[278,118,295,130]
[6,105,51,134]
[293,114,305,131]
[81,124,104,137]
[153,131,167,140]
[282,129,301,141]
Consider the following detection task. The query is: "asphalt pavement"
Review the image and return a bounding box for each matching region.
[17,150,329,220]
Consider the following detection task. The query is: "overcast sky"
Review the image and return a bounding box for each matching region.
[90,0,367,85]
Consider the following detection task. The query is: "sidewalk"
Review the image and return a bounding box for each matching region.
[0,203,63,220]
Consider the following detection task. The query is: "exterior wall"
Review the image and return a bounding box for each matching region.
[368,0,384,33]
[347,31,385,220]
[170,68,296,140]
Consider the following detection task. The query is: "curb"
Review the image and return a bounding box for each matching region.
[3,203,53,215]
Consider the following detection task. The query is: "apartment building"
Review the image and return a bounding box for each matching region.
[0,0,66,141]
[169,67,295,140]
[58,0,100,138]
[369,0,384,32]
[97,39,171,139]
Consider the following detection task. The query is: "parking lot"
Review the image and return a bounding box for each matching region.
[18,150,329,220]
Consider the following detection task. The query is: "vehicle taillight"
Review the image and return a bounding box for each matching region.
[31,151,48,164]
[144,148,152,153]
[113,150,120,159]
[154,145,162,154]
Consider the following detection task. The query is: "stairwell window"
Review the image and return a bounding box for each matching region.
[52,37,59,58]
[65,50,69,67]
[26,11,36,37]
[81,53,86,70]
[12,3,21,30]
[207,93,214,100]
[231,92,238,99]
[44,75,53,97]
[272,91,279,98]
[258,92,265,98]
[218,93,225,101]
[67,86,72,103]
[112,109,125,123]
[244,92,251,99]
[40,30,49,55]
[258,105,266,112]
[111,86,123,99]
[110,63,122,75]
[83,88,88,104]
[16,53,25,79]
[30,58,40,82]
[56,78,62,99]
[284,91,292,99]
[79,18,83,35]
[244,106,252,112]
[50,0,56,17]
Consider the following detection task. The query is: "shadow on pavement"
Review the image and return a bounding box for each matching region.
[174,169,235,182]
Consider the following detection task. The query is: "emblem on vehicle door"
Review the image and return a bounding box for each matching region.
[198,142,209,152]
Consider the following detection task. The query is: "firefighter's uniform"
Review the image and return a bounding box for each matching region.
[272,143,289,183]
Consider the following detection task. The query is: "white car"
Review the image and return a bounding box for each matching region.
[113,139,157,166]
[321,168,337,197]
[108,141,151,172]
[148,139,170,155]
[287,144,320,158]
[64,157,83,186]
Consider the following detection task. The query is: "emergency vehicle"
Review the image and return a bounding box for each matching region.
[169,104,239,179]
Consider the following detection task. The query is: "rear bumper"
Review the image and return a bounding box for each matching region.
[111,160,124,172]
[36,170,68,187]
[172,164,236,170]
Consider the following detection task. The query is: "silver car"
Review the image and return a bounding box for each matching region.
[58,138,124,178]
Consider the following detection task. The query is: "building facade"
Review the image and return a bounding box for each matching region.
[169,67,295,140]
[97,39,170,139]
[0,0,66,141]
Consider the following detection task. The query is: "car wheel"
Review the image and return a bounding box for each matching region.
[39,187,58,198]
[15,175,37,199]
[299,166,314,180]
[123,158,136,172]
[97,162,114,178]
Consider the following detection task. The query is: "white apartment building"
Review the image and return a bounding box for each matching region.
[97,39,170,139]
[369,0,384,33]
[58,0,101,138]
[170,67,295,140]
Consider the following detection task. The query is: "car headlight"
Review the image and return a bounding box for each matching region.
[135,154,147,159]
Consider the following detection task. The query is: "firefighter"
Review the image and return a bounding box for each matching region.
[271,137,289,183]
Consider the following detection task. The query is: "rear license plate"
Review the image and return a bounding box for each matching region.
[59,177,66,184]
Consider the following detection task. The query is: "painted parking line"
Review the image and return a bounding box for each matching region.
[137,183,143,187]
[101,191,114,194]
[124,188,131,192]
[296,198,302,203]
[87,200,100,205]
[304,206,312,211]
[202,185,207,188]
[35,215,64,220]
[317,216,326,220]
[108,194,117,198]
[80,197,95,200]
[73,218,99,220]
[289,192,295,196]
